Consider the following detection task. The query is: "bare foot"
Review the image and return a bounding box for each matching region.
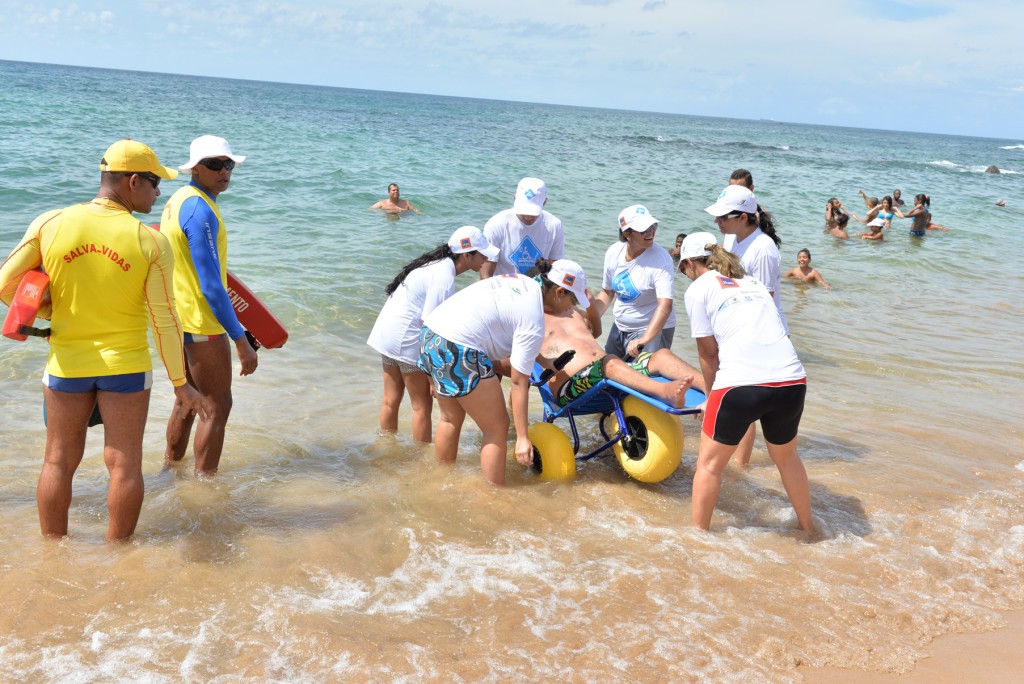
[658,376,693,408]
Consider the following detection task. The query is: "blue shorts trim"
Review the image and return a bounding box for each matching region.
[417,327,495,398]
[42,371,153,393]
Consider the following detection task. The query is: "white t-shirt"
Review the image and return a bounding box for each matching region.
[684,269,804,390]
[722,229,789,333]
[423,273,545,375]
[483,209,565,276]
[367,258,456,365]
[601,242,676,332]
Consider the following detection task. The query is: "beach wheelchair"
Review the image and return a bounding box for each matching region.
[528,352,706,483]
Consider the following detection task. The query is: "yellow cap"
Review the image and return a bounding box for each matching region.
[99,139,178,180]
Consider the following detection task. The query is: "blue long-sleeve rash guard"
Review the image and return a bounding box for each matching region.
[178,186,246,341]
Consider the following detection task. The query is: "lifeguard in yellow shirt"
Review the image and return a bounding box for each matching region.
[0,139,209,541]
[161,135,257,476]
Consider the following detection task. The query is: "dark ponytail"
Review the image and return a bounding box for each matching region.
[525,258,559,295]
[756,205,781,247]
[384,244,455,296]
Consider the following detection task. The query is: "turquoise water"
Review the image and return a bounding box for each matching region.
[1,60,1023,681]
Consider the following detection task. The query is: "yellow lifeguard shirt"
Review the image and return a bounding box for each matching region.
[160,184,231,336]
[0,198,187,384]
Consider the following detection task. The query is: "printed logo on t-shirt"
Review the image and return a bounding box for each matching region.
[509,236,542,274]
[611,270,641,303]
[716,275,740,289]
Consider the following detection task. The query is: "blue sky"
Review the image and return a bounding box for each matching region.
[1,0,1021,139]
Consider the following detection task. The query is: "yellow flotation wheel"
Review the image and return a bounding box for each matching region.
[528,422,576,480]
[610,396,684,483]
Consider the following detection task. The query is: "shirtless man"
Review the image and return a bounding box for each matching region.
[369,183,421,214]
[528,261,704,409]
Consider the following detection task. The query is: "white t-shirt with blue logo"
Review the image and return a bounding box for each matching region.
[601,242,676,332]
[483,209,565,277]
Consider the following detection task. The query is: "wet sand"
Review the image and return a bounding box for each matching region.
[802,609,1024,682]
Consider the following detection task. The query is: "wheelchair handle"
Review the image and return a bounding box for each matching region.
[535,350,576,385]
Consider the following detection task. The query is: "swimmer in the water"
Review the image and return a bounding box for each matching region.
[783,249,832,290]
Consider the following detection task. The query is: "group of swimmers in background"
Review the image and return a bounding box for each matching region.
[824,188,947,240]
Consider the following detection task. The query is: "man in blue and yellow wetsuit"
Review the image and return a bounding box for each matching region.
[161,135,257,476]
[0,139,209,541]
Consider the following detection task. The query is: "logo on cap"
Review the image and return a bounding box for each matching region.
[635,207,646,215]
[562,274,575,287]
[460,238,473,250]
[618,216,628,228]
[524,189,536,200]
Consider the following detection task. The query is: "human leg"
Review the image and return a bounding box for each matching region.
[38,387,93,537]
[164,361,198,465]
[603,355,692,408]
[764,437,814,532]
[644,348,705,392]
[731,424,756,467]
[691,434,737,530]
[434,395,466,464]
[97,389,151,540]
[457,376,511,485]
[403,370,434,443]
[182,335,233,475]
[379,361,406,434]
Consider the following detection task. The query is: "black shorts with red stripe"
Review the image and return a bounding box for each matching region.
[701,379,807,446]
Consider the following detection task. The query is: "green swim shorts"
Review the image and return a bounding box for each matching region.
[555,352,654,406]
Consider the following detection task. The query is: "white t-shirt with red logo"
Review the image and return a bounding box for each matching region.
[684,269,804,390]
[423,274,545,375]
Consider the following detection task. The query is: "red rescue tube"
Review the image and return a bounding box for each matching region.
[2,269,50,341]
[148,223,288,349]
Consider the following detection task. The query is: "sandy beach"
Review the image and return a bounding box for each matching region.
[803,609,1024,682]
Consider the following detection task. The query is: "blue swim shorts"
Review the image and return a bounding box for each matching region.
[417,326,495,398]
[42,371,153,393]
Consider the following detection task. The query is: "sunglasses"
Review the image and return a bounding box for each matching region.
[714,212,743,222]
[137,172,161,188]
[629,223,658,236]
[198,158,236,171]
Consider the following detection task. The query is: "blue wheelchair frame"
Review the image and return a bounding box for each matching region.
[531,361,705,464]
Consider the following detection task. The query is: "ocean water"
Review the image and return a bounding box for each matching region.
[1,59,1022,681]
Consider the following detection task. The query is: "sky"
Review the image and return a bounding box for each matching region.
[1,0,1021,139]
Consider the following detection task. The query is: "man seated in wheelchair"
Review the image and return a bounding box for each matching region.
[497,259,705,409]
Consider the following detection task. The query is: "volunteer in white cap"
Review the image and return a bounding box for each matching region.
[418,261,582,485]
[591,204,676,360]
[677,232,814,534]
[367,227,497,442]
[161,135,254,476]
[480,177,565,278]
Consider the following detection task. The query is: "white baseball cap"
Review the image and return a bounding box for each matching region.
[512,177,547,217]
[704,185,758,216]
[546,259,590,309]
[678,232,719,260]
[448,226,499,259]
[179,135,246,171]
[618,204,659,233]
[867,217,886,227]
